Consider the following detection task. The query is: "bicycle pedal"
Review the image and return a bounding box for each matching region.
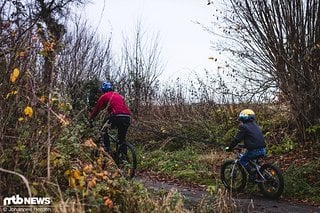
[254,179,264,183]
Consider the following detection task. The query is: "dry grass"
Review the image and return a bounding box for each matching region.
[195,188,243,213]
[53,199,85,213]
[198,151,231,165]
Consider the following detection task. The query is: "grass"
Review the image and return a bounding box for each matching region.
[138,145,230,187]
[130,103,320,206]
[283,160,320,203]
[137,143,320,205]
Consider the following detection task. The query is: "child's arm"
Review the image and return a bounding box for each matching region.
[227,125,246,150]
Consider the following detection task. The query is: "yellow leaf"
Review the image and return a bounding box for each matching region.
[10,68,20,83]
[64,170,71,177]
[5,93,11,99]
[69,177,76,188]
[39,95,46,103]
[18,117,24,122]
[13,68,20,77]
[19,51,26,57]
[5,90,18,99]
[10,76,17,83]
[71,169,81,180]
[24,106,33,118]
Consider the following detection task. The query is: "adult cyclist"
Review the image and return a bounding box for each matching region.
[89,82,131,153]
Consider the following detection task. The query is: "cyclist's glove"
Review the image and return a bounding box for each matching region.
[225,146,232,152]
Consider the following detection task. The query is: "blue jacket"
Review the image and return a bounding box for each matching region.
[229,121,266,151]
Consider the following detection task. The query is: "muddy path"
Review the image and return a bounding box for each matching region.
[135,174,320,213]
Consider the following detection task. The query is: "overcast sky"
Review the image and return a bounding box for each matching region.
[82,0,222,82]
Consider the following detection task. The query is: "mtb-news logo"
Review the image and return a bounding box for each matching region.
[2,195,52,212]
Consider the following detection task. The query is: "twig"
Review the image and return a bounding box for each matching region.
[44,179,67,213]
[0,167,32,197]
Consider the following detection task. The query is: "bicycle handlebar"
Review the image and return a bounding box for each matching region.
[101,120,111,131]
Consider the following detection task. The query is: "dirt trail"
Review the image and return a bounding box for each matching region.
[135,175,320,213]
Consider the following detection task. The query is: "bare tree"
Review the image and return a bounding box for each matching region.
[218,0,320,140]
[117,21,164,116]
[56,18,113,109]
[31,0,87,93]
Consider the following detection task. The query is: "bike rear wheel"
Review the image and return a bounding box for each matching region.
[258,163,284,199]
[221,160,247,192]
[116,142,137,179]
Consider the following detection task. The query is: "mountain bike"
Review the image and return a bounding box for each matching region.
[93,120,137,179]
[220,145,284,199]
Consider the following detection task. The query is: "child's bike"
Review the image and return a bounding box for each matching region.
[220,145,284,199]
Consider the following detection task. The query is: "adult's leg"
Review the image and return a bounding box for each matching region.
[114,116,130,154]
[103,130,111,153]
[117,117,130,144]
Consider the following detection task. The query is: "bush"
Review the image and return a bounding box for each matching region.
[284,161,320,203]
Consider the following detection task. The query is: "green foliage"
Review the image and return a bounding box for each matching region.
[139,146,218,186]
[268,134,297,154]
[284,161,320,203]
[306,123,320,142]
[306,123,320,134]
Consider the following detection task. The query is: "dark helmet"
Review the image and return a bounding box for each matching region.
[101,82,113,93]
[239,109,255,122]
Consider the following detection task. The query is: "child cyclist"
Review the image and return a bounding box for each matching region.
[226,109,266,179]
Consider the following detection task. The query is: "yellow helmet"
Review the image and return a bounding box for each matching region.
[239,109,255,122]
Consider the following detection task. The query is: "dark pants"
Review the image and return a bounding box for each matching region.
[103,115,130,152]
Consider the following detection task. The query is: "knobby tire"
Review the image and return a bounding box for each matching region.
[117,142,137,179]
[221,160,247,192]
[258,163,284,199]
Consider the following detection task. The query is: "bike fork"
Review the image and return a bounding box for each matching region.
[253,164,266,182]
[230,161,239,178]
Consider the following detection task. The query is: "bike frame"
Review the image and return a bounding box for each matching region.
[108,133,122,153]
[101,120,122,151]
[233,149,266,182]
[222,145,284,199]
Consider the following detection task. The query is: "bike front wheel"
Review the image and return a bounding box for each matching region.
[221,160,247,192]
[258,163,284,199]
[116,142,137,179]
